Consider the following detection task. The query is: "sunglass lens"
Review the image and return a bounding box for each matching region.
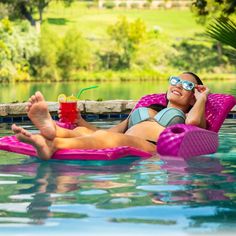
[170,76,180,85]
[183,81,194,91]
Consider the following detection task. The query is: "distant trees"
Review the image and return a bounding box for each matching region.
[0,18,38,82]
[192,0,236,62]
[192,0,236,24]
[0,0,75,25]
[57,28,93,79]
[107,17,147,69]
[0,14,235,83]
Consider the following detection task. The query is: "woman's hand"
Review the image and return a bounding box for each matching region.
[194,85,210,101]
[58,108,82,124]
[74,108,82,124]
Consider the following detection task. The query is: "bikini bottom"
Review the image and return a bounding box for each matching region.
[146,139,157,145]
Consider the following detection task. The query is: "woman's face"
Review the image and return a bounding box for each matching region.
[167,73,197,107]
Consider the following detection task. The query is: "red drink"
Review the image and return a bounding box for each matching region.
[59,101,77,124]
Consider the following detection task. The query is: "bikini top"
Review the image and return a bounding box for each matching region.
[128,107,186,129]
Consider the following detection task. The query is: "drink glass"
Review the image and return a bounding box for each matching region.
[59,101,77,124]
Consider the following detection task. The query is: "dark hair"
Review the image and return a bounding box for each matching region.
[183,71,203,85]
[148,104,166,112]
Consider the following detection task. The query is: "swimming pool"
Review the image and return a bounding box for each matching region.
[0,120,235,236]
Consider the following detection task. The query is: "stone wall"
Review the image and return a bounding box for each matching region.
[0,100,235,117]
[0,100,136,117]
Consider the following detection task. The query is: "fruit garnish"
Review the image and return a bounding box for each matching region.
[58,94,67,102]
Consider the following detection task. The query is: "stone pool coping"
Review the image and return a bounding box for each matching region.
[0,100,135,117]
[0,100,235,122]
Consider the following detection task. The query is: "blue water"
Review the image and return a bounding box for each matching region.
[0,120,235,236]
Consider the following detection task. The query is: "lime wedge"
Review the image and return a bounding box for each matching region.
[58,94,67,102]
[67,95,77,102]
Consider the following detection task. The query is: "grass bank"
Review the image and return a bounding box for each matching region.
[43,1,204,39]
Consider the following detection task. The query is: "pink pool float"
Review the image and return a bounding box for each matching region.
[0,93,235,160]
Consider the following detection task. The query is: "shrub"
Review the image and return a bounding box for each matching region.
[30,25,95,81]
[86,2,96,8]
[171,2,181,8]
[97,50,121,70]
[157,3,165,8]
[103,1,116,9]
[132,35,177,73]
[57,27,93,79]
[130,3,139,9]
[169,40,234,73]
[107,17,147,69]
[30,24,60,81]
[0,3,12,20]
[143,2,151,8]
[118,2,127,8]
[0,18,38,82]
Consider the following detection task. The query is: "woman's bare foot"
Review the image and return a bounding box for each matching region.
[12,124,55,160]
[11,124,26,135]
[26,91,56,140]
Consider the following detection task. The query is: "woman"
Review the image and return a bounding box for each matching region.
[12,72,210,160]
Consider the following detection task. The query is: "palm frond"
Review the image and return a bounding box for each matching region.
[206,18,236,50]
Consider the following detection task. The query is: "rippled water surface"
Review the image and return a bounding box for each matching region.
[1,80,236,103]
[0,120,235,236]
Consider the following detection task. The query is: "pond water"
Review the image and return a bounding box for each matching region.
[0,119,235,235]
[0,79,236,103]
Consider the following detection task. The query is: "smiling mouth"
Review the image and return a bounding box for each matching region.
[172,90,182,96]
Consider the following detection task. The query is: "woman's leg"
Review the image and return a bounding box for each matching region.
[12,127,156,160]
[26,91,96,139]
[53,130,156,152]
[54,125,96,138]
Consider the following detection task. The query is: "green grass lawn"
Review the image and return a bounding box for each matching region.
[43,1,204,38]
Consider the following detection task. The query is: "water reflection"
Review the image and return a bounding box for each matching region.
[1,79,236,103]
[0,157,141,224]
[0,154,235,232]
[159,156,236,232]
[156,156,234,203]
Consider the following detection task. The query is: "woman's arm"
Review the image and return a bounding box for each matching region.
[76,116,98,131]
[185,85,210,129]
[107,118,129,133]
[60,107,129,133]
[58,99,131,132]
[58,108,98,131]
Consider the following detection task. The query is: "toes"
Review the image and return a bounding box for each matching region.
[11,124,16,131]
[26,102,32,112]
[35,91,44,102]
[12,123,19,131]
[11,124,22,134]
[30,95,37,104]
[11,124,31,137]
[22,129,31,137]
[28,92,44,105]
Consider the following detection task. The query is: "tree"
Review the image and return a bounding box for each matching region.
[191,0,236,63]
[192,0,236,24]
[57,28,92,79]
[0,18,38,82]
[0,0,74,26]
[107,17,147,69]
[206,18,236,50]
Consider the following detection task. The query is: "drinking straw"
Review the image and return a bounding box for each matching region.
[76,85,98,99]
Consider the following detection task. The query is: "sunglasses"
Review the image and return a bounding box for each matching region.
[169,76,195,91]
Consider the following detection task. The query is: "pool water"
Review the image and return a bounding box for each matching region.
[0,120,235,236]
